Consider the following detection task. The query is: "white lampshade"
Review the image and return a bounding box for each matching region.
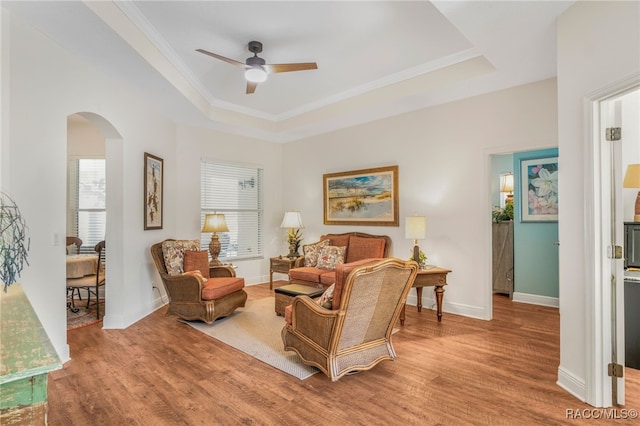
[280,211,304,229]
[623,164,640,189]
[405,216,426,240]
[245,67,267,83]
[202,213,229,233]
[500,173,514,193]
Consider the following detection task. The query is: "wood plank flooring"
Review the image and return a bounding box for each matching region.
[48,282,639,425]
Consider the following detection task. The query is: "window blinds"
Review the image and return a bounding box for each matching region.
[200,161,263,260]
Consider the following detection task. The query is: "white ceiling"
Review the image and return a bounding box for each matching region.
[3,1,574,142]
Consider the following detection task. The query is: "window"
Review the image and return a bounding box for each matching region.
[200,160,263,261]
[68,159,106,253]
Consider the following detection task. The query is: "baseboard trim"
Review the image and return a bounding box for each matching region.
[406,294,487,320]
[557,365,586,402]
[512,292,559,308]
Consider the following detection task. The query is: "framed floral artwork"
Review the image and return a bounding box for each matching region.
[520,156,558,222]
[323,165,399,226]
[144,152,163,230]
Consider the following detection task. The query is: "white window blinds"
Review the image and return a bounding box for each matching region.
[200,161,263,260]
[67,159,106,253]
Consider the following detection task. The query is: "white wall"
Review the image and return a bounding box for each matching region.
[557,1,640,405]
[282,78,558,319]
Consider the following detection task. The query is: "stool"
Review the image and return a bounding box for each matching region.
[274,284,325,316]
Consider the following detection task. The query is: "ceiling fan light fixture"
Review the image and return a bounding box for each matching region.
[245,67,267,83]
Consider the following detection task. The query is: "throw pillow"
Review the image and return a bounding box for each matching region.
[162,240,201,275]
[316,245,346,270]
[303,239,331,267]
[66,244,76,255]
[183,270,207,285]
[183,250,210,279]
[316,283,334,309]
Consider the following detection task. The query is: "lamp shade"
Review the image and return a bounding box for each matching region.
[623,164,640,189]
[280,211,304,229]
[500,173,514,193]
[405,216,426,240]
[201,213,229,233]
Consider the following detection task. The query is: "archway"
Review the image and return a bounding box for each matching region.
[67,112,123,332]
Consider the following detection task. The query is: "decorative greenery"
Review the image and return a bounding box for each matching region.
[409,249,427,267]
[286,228,303,257]
[1,192,30,292]
[492,200,514,223]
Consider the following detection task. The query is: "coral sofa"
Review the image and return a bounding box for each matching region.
[288,232,391,288]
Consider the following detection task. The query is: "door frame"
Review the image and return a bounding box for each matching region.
[584,75,640,407]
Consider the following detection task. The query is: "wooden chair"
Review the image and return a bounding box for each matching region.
[66,240,106,319]
[282,258,418,381]
[150,240,247,324]
[66,236,82,254]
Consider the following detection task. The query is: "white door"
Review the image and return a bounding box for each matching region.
[599,88,640,405]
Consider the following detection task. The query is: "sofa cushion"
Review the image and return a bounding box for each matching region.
[320,271,336,286]
[289,267,324,284]
[322,234,351,252]
[333,258,383,310]
[162,240,201,275]
[201,277,245,300]
[346,236,386,263]
[303,239,330,267]
[183,250,210,278]
[316,283,335,309]
[317,245,346,270]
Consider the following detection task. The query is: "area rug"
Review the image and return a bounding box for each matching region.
[184,297,319,380]
[67,299,104,330]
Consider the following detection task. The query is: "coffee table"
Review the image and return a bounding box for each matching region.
[274,284,325,316]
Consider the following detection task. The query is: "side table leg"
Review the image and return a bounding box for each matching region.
[416,287,423,312]
[435,285,445,322]
[400,303,406,326]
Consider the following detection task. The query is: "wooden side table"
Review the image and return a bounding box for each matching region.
[400,266,451,325]
[269,256,300,289]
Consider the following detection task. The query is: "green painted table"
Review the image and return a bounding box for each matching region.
[1,284,61,424]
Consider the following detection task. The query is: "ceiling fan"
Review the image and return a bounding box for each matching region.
[196,41,318,94]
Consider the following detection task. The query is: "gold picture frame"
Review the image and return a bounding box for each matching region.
[144,152,163,230]
[323,165,399,226]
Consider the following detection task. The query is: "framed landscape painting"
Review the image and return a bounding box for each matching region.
[323,165,399,226]
[520,156,558,222]
[144,152,163,230]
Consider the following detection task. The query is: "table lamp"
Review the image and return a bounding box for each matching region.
[500,173,514,205]
[405,215,426,267]
[280,211,304,258]
[623,163,640,222]
[202,213,229,266]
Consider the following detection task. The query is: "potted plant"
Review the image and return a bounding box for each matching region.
[492,200,514,223]
[409,249,427,269]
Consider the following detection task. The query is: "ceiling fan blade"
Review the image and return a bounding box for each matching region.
[246,81,257,94]
[196,49,246,67]
[264,63,318,74]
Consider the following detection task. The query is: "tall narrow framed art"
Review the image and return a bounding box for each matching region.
[144,152,163,230]
[520,156,558,222]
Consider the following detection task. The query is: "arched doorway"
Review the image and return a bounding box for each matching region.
[66,112,123,332]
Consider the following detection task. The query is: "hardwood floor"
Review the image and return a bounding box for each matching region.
[49,283,639,425]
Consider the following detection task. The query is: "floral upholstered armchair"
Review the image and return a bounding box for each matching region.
[150,239,247,323]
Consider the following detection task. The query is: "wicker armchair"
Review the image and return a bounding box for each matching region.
[150,240,247,323]
[282,258,418,381]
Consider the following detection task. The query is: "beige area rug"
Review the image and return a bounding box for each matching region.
[184,297,319,380]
